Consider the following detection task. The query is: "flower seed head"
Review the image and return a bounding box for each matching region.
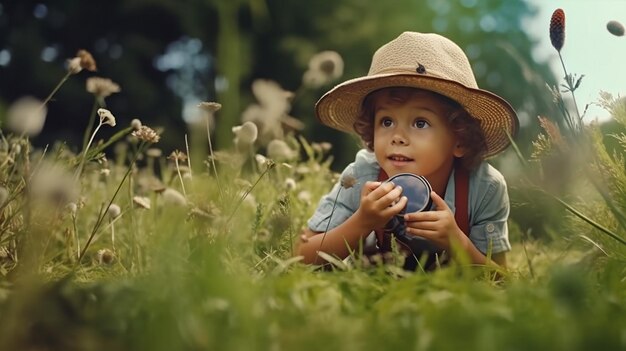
[340,174,357,189]
[86,77,120,98]
[607,20,625,37]
[232,121,259,145]
[97,249,115,265]
[198,102,222,113]
[284,177,297,191]
[267,139,296,161]
[131,118,142,130]
[302,51,344,88]
[67,202,77,216]
[132,126,160,143]
[97,108,116,127]
[107,203,121,219]
[76,49,97,72]
[7,96,47,137]
[549,8,566,52]
[132,196,151,209]
[162,188,187,206]
[67,57,83,74]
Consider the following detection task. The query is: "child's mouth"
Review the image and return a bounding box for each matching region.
[388,155,414,166]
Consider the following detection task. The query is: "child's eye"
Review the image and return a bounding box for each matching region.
[380,117,394,128]
[413,119,430,129]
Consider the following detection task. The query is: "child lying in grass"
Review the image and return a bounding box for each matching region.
[297,31,518,270]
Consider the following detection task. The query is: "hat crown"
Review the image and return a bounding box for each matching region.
[368,32,478,89]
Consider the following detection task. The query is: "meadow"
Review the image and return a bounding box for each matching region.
[1,9,626,351]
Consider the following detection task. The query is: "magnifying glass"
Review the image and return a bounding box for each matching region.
[383,173,440,256]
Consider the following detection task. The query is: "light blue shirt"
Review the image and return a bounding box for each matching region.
[307,149,511,255]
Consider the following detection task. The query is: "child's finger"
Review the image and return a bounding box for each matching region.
[430,191,450,211]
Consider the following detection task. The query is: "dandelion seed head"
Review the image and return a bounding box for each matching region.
[198,101,222,113]
[267,139,296,161]
[297,190,312,203]
[549,9,566,52]
[7,96,47,137]
[67,202,77,216]
[302,51,344,88]
[130,118,142,130]
[255,154,269,169]
[107,203,121,219]
[607,20,625,37]
[97,108,116,127]
[132,196,151,209]
[67,57,82,74]
[31,161,77,204]
[284,178,297,191]
[86,77,121,98]
[232,121,258,145]
[132,126,160,143]
[97,249,115,265]
[162,188,187,206]
[341,174,357,189]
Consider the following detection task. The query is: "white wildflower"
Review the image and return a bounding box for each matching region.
[284,178,297,191]
[162,188,187,206]
[7,97,47,137]
[267,139,296,161]
[132,196,151,209]
[302,51,344,88]
[232,121,258,146]
[97,108,116,127]
[131,118,142,130]
[255,154,269,170]
[107,203,121,219]
[297,190,312,204]
[341,174,357,189]
[86,77,121,98]
[67,57,82,74]
[67,202,77,216]
[242,79,294,145]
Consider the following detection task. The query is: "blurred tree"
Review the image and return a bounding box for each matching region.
[0,0,557,156]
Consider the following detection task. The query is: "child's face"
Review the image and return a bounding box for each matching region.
[372,91,463,181]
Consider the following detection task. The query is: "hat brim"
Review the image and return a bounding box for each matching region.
[315,73,519,158]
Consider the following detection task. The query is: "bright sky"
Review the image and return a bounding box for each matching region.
[525,0,626,121]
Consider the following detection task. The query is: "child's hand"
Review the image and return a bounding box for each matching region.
[403,191,467,251]
[355,181,407,230]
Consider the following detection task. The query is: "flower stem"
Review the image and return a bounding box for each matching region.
[78,142,147,263]
[558,53,583,127]
[316,187,342,264]
[82,99,100,152]
[75,121,102,180]
[225,162,274,226]
[206,116,223,200]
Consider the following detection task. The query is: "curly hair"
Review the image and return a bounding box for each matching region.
[353,87,487,170]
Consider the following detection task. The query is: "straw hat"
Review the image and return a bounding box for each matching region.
[315,31,519,157]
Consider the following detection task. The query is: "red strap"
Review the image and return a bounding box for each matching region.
[454,164,470,236]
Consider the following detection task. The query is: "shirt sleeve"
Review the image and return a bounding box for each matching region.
[468,166,512,255]
[307,149,378,233]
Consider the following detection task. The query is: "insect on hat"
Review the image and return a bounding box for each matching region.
[315,31,519,157]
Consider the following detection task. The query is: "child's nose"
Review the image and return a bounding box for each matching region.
[391,133,408,145]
